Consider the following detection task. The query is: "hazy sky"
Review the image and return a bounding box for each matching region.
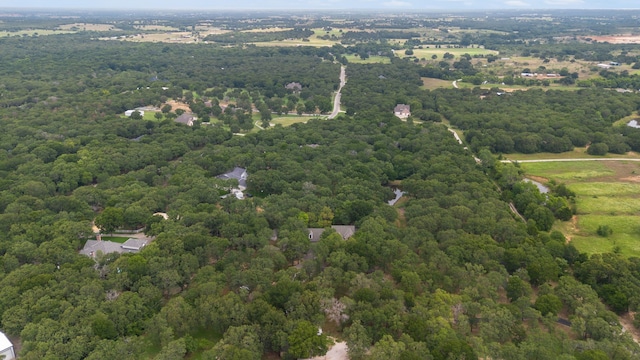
[2,0,639,10]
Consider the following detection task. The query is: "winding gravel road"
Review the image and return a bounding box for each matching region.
[328,66,346,119]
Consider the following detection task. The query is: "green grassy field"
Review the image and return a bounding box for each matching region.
[99,236,130,243]
[406,47,498,59]
[521,160,640,257]
[344,54,391,64]
[571,215,640,256]
[270,116,318,126]
[504,148,640,161]
[422,77,454,89]
[518,161,615,182]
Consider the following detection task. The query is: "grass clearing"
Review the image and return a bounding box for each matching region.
[58,23,118,31]
[406,47,498,59]
[571,215,640,257]
[99,236,130,243]
[505,148,640,161]
[522,160,640,257]
[570,182,640,197]
[271,116,319,126]
[576,195,640,215]
[344,54,391,64]
[422,77,453,89]
[518,161,614,183]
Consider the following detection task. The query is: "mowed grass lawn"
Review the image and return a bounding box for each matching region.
[521,160,640,257]
[344,54,391,64]
[98,236,130,243]
[270,116,317,126]
[422,77,453,89]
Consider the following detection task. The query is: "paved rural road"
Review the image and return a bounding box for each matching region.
[328,66,347,119]
[501,158,640,163]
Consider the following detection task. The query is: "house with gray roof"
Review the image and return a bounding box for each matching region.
[80,238,150,258]
[307,225,356,242]
[175,113,196,126]
[216,167,248,189]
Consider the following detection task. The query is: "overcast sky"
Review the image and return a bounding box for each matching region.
[2,0,639,10]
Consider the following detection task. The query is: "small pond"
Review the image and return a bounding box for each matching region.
[627,119,640,128]
[524,178,549,194]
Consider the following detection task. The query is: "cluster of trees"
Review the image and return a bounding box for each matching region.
[340,30,420,44]
[437,88,640,154]
[1,14,640,360]
[203,28,314,44]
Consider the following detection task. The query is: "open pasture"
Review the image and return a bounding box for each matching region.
[57,23,118,31]
[405,47,498,59]
[0,29,74,37]
[344,54,391,64]
[521,160,640,257]
[421,77,454,89]
[270,116,317,126]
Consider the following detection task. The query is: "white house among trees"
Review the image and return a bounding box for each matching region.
[0,331,15,360]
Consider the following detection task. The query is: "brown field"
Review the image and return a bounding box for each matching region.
[242,27,293,33]
[583,34,640,44]
[421,77,453,89]
[120,32,199,43]
[133,25,180,31]
[165,100,192,113]
[57,23,118,31]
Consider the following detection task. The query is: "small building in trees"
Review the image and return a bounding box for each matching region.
[307,225,356,242]
[285,82,303,93]
[175,113,196,126]
[125,110,145,117]
[216,167,248,189]
[216,167,248,199]
[80,236,150,258]
[0,331,16,360]
[394,104,411,119]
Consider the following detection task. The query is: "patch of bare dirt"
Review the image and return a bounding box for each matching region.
[165,100,191,112]
[619,313,640,344]
[584,34,640,44]
[304,341,348,360]
[565,216,578,244]
[620,175,640,183]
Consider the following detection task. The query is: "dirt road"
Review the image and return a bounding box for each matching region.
[328,66,346,120]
